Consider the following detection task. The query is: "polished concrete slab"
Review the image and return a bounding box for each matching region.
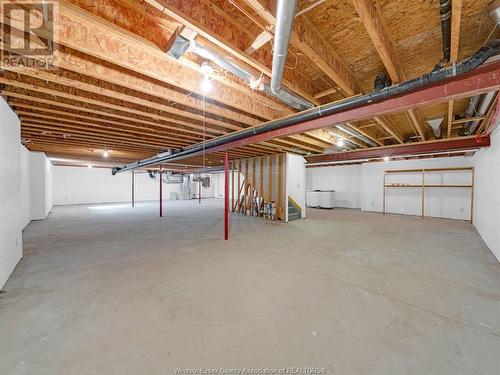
[1,199,499,374]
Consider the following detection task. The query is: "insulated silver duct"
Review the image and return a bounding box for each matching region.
[425,117,444,138]
[271,0,298,93]
[335,124,378,147]
[190,40,254,82]
[465,91,497,134]
[487,0,500,25]
[168,36,313,110]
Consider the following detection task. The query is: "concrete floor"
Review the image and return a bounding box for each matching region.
[1,199,500,375]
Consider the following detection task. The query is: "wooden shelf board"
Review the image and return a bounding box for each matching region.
[385,184,473,188]
[385,167,474,173]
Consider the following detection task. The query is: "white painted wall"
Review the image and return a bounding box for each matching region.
[361,157,474,220]
[474,126,500,261]
[307,165,362,209]
[29,152,53,220]
[286,154,307,220]
[306,156,474,221]
[53,166,182,205]
[20,146,31,229]
[0,98,23,288]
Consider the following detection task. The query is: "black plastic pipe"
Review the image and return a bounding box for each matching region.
[112,40,500,175]
[434,0,452,71]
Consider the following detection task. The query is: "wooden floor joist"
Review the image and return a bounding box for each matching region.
[0,0,493,166]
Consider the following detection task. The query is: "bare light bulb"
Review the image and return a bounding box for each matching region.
[103,149,109,158]
[336,138,345,147]
[87,164,93,169]
[201,77,212,93]
[383,156,390,162]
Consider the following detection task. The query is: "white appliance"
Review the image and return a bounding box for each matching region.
[307,190,335,209]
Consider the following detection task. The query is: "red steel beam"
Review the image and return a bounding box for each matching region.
[207,59,500,153]
[304,135,491,164]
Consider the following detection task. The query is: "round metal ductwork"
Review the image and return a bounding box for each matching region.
[487,0,500,25]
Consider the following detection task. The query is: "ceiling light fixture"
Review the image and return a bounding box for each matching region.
[87,164,93,169]
[201,77,213,93]
[383,156,390,162]
[200,62,213,93]
[103,149,109,158]
[336,138,345,147]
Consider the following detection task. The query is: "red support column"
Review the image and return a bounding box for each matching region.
[224,152,229,240]
[131,170,135,207]
[159,165,163,217]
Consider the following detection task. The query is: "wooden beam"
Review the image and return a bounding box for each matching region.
[351,0,426,141]
[18,112,196,145]
[446,0,462,139]
[276,154,281,220]
[245,29,273,55]
[307,129,335,145]
[328,129,368,149]
[5,94,219,138]
[447,101,454,139]
[346,122,384,146]
[0,0,286,120]
[314,87,340,99]
[259,157,264,196]
[266,155,271,202]
[374,117,404,144]
[148,0,319,104]
[12,104,204,142]
[56,47,263,126]
[231,160,235,212]
[450,0,463,63]
[2,65,247,132]
[0,76,238,133]
[240,0,361,95]
[21,121,177,149]
[351,0,403,83]
[406,109,427,141]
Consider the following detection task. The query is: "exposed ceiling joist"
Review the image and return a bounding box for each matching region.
[351,0,427,141]
[240,0,361,95]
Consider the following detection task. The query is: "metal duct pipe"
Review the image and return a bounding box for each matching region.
[335,124,378,147]
[271,0,298,93]
[190,40,255,82]
[187,40,313,110]
[465,91,497,134]
[434,0,452,70]
[112,40,500,174]
[487,0,500,25]
[463,95,481,131]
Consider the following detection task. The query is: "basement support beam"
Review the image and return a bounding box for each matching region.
[305,135,491,164]
[202,60,500,154]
